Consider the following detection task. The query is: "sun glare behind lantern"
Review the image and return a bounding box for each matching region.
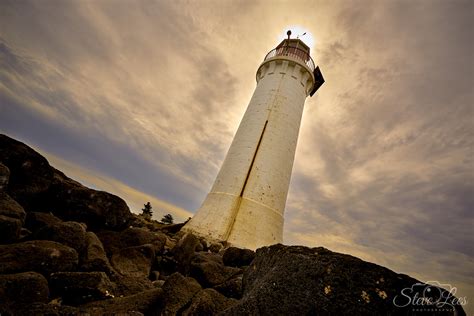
[278,26,315,50]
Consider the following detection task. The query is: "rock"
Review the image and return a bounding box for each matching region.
[209,242,223,253]
[0,240,78,275]
[195,241,204,252]
[222,247,255,267]
[49,271,114,305]
[159,222,185,234]
[46,168,132,230]
[155,255,179,277]
[111,244,155,278]
[190,253,241,288]
[0,191,27,243]
[160,272,202,315]
[0,134,54,211]
[97,227,167,257]
[224,244,467,316]
[82,288,163,315]
[182,288,237,315]
[0,162,9,190]
[120,227,167,254]
[200,239,210,252]
[80,231,113,274]
[171,232,200,274]
[0,272,49,311]
[153,279,166,287]
[95,229,120,256]
[112,275,155,296]
[0,134,133,230]
[25,211,63,232]
[213,275,243,299]
[0,214,22,243]
[34,221,87,252]
[15,288,163,315]
[164,236,177,250]
[13,303,81,315]
[150,270,161,281]
[19,227,32,239]
[0,191,26,222]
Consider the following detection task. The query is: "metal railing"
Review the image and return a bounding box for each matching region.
[263,46,315,72]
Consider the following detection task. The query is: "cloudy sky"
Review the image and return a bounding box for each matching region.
[1,0,472,311]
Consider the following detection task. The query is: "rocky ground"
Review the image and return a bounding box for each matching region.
[0,134,466,316]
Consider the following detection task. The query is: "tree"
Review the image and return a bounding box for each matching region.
[161,213,174,224]
[141,202,153,220]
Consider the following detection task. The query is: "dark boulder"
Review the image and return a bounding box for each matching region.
[17,288,163,315]
[164,236,177,252]
[0,192,26,243]
[0,272,49,312]
[13,303,81,315]
[171,232,200,274]
[95,229,121,257]
[182,288,237,315]
[224,244,466,316]
[80,231,113,274]
[121,227,167,253]
[0,134,54,211]
[19,227,32,240]
[213,275,243,299]
[194,251,225,264]
[0,191,26,222]
[34,221,87,253]
[0,162,9,190]
[209,242,224,253]
[49,271,114,305]
[0,215,22,244]
[159,222,185,234]
[190,253,241,288]
[150,270,161,281]
[97,227,167,257]
[111,244,155,278]
[0,134,133,230]
[46,168,132,230]
[82,288,163,315]
[160,272,202,315]
[222,247,255,267]
[24,211,63,233]
[112,275,155,297]
[0,240,78,275]
[155,255,179,277]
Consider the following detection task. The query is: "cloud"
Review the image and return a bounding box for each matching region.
[0,1,244,208]
[283,0,473,309]
[44,151,192,222]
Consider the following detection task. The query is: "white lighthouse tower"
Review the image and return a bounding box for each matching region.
[182,31,324,249]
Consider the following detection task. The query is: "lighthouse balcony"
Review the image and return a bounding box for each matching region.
[263,46,315,72]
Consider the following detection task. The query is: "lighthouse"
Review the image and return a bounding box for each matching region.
[182,31,324,249]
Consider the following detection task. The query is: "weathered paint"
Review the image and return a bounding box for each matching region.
[182,46,315,250]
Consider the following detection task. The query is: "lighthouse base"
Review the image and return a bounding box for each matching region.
[181,192,283,250]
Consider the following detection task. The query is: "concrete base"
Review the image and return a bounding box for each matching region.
[227,197,283,250]
[181,192,239,241]
[182,191,283,250]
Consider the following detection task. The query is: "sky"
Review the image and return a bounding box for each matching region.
[0,0,473,312]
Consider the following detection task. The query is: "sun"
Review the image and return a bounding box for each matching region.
[277,26,315,51]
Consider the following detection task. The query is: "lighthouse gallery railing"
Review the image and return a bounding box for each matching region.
[263,46,315,72]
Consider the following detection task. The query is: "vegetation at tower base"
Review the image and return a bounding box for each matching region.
[141,202,153,220]
[161,213,174,224]
[0,133,466,316]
